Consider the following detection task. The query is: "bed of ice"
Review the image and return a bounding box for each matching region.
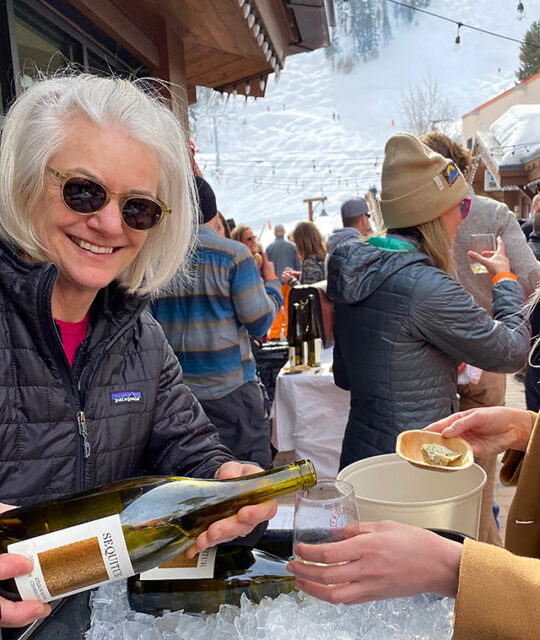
[84,580,455,639]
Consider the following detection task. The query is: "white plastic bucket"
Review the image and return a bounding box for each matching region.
[337,453,487,539]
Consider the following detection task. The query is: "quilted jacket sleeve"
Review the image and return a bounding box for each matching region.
[408,270,530,373]
[145,337,236,479]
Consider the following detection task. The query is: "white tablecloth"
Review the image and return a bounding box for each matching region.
[272,348,350,480]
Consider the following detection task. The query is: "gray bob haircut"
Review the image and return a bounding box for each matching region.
[0,73,196,296]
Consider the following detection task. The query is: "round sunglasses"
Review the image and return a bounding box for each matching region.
[46,166,171,231]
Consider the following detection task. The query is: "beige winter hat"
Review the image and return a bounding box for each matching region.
[380,132,468,229]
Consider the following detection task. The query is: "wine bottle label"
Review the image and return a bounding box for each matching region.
[288,346,295,366]
[302,342,308,365]
[138,547,217,580]
[8,514,133,603]
[313,338,322,365]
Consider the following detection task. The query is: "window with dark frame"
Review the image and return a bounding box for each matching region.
[0,0,149,117]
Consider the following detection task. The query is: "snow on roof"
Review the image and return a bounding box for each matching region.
[484,104,540,166]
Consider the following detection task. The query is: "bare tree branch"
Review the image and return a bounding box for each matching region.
[399,74,457,136]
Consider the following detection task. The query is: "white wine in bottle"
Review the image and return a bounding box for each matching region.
[305,294,322,367]
[127,545,296,615]
[0,460,316,603]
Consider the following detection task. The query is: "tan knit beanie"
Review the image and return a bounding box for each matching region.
[380,132,468,229]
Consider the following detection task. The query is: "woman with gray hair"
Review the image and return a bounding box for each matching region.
[0,74,274,628]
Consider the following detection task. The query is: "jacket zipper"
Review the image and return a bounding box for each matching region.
[77,411,91,459]
[36,267,89,491]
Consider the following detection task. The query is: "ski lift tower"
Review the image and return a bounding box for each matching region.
[303,197,327,221]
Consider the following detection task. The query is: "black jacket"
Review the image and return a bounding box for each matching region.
[0,240,234,507]
[327,240,530,467]
[528,233,540,261]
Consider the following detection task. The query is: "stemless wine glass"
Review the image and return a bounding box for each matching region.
[293,480,359,566]
[469,233,496,274]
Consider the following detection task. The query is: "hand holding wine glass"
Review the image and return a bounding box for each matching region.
[468,235,509,276]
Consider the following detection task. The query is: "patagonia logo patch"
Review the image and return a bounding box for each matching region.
[111,391,142,405]
[440,162,460,186]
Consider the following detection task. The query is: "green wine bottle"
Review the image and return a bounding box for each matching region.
[127,545,296,615]
[0,461,316,603]
[305,294,322,367]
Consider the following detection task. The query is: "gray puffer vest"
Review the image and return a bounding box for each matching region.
[327,241,530,468]
[0,240,234,507]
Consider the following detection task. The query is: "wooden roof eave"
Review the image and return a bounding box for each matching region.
[67,0,329,102]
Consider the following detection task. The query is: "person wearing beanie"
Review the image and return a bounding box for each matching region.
[421,130,540,546]
[152,177,282,469]
[288,136,538,639]
[326,131,529,469]
[326,197,372,254]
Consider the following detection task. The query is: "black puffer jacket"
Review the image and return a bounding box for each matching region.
[327,239,530,468]
[0,240,234,507]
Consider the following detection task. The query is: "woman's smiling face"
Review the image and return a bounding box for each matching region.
[37,115,160,318]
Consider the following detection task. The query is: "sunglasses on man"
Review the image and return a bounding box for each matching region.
[46,166,171,231]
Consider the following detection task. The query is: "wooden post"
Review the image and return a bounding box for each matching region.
[303,197,327,221]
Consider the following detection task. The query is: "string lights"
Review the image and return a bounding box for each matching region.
[343,0,351,14]
[454,23,462,53]
[386,0,540,51]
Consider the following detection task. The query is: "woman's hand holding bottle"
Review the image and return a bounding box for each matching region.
[185,462,277,559]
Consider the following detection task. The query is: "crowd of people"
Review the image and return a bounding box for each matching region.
[0,72,539,639]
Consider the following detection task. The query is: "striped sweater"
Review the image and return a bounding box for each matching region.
[152,226,282,400]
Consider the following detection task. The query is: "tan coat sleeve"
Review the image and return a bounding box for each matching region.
[499,410,538,487]
[453,539,540,639]
[503,411,540,557]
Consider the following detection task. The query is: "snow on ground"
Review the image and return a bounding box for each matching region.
[192,0,540,245]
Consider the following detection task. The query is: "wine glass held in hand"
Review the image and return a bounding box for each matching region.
[469,233,496,274]
[293,480,359,567]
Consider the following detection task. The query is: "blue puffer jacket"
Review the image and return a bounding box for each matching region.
[0,240,235,507]
[327,237,530,468]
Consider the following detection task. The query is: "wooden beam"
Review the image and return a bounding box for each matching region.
[69,0,159,67]
[303,197,326,222]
